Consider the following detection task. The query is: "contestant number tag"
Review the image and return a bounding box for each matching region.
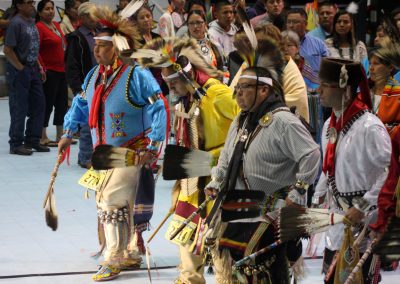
[78,168,107,191]
[166,216,197,246]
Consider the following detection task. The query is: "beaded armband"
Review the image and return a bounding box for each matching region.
[148,93,161,105]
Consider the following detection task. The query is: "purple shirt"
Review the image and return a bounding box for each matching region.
[78,25,97,66]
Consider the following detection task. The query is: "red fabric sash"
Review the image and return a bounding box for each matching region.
[89,61,122,129]
[322,96,369,176]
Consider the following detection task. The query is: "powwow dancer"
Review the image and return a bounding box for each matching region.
[57,7,167,282]
[311,58,392,284]
[131,37,239,284]
[204,35,321,283]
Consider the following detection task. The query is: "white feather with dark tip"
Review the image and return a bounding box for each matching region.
[279,207,344,242]
[119,0,146,19]
[163,145,213,180]
[346,2,358,14]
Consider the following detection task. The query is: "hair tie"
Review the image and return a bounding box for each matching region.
[339,65,348,88]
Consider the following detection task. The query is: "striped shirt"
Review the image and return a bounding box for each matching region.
[214,110,321,196]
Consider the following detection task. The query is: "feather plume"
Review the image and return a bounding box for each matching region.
[91,145,141,170]
[235,4,257,50]
[162,145,212,180]
[45,189,58,231]
[346,2,358,14]
[119,0,145,19]
[255,37,285,82]
[233,32,285,89]
[278,207,344,242]
[375,37,400,69]
[113,35,131,52]
[43,153,64,231]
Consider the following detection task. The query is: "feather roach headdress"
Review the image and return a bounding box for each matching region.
[91,6,141,52]
[131,37,222,76]
[233,5,285,93]
[130,37,223,98]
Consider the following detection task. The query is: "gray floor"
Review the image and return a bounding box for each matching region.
[0,98,398,283]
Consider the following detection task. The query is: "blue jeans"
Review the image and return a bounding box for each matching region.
[6,64,45,148]
[78,123,93,164]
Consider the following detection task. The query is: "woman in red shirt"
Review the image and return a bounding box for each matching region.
[36,0,68,146]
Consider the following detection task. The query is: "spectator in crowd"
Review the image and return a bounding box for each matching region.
[187,10,225,73]
[208,0,238,57]
[64,1,97,168]
[187,0,206,15]
[36,0,68,146]
[131,4,158,44]
[115,0,129,14]
[250,0,285,30]
[158,0,187,37]
[4,0,49,155]
[131,4,168,94]
[286,8,328,91]
[60,0,81,35]
[374,25,387,46]
[325,10,367,62]
[391,7,400,31]
[308,0,336,40]
[282,30,304,71]
[369,47,400,140]
[0,0,17,29]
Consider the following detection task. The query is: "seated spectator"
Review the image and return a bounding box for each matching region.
[308,0,337,40]
[325,10,367,62]
[60,0,81,35]
[187,0,206,15]
[208,0,238,57]
[391,7,400,32]
[158,0,187,37]
[251,0,285,30]
[282,30,304,71]
[36,0,68,146]
[369,47,400,140]
[286,8,328,91]
[131,4,168,94]
[115,0,129,14]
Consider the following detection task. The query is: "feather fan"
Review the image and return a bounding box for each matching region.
[278,207,344,242]
[373,217,400,261]
[162,145,213,180]
[91,145,141,170]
